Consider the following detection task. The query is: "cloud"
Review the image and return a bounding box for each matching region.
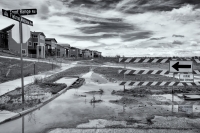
[0,0,200,57]
[172,40,183,45]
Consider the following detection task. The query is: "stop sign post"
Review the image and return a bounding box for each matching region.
[2,8,37,109]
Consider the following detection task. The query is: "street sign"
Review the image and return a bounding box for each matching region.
[178,105,193,114]
[11,9,37,15]
[2,9,33,26]
[179,74,194,82]
[169,61,193,73]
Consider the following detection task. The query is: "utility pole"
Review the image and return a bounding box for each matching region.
[124,63,126,92]
[19,15,25,108]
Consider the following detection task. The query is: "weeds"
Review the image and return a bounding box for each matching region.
[33,77,43,84]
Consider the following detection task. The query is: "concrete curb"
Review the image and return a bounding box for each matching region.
[0,78,78,125]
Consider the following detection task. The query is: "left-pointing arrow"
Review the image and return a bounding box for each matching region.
[172,62,191,71]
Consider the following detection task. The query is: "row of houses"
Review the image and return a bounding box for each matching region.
[0,24,102,59]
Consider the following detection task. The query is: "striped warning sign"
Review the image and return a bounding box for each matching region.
[140,101,200,105]
[119,58,200,63]
[119,81,200,86]
[118,69,200,75]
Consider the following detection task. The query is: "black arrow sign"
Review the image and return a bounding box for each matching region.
[172,62,191,71]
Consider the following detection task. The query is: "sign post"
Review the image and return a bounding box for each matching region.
[19,14,25,105]
[2,8,36,110]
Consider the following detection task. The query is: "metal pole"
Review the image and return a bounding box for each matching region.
[34,62,36,75]
[172,73,174,113]
[124,63,126,92]
[19,16,25,108]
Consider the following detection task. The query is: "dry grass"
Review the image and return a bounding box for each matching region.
[0,57,58,83]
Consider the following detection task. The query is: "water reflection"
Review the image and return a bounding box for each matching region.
[22,116,24,133]
[1,72,200,133]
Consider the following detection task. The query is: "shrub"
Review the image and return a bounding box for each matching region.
[33,77,43,84]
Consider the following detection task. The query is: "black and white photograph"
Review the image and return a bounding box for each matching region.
[0,0,200,133]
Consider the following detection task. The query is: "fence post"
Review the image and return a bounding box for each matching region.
[172,73,174,114]
[52,61,53,70]
[124,63,126,92]
[34,62,36,75]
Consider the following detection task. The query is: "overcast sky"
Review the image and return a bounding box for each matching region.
[0,0,200,57]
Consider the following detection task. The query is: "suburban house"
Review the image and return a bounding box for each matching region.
[82,49,93,58]
[93,51,102,58]
[45,38,57,56]
[56,44,66,57]
[70,47,82,58]
[0,29,9,49]
[58,44,71,58]
[0,24,30,56]
[28,32,46,58]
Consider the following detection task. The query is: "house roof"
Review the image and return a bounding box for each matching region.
[0,24,15,32]
[45,38,57,43]
[82,49,91,52]
[58,44,70,48]
[93,50,101,53]
[31,31,46,37]
[57,44,65,49]
[71,47,79,50]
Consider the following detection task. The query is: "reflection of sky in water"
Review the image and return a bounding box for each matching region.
[0,72,124,133]
[152,94,183,101]
[0,72,200,133]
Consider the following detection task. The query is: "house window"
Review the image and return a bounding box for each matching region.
[29,41,32,46]
[22,49,26,55]
[33,35,37,38]
[33,42,38,47]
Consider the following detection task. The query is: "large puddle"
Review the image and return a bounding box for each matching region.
[0,71,200,133]
[0,71,124,133]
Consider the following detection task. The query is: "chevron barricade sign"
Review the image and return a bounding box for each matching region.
[119,81,200,86]
[140,101,200,105]
[119,58,200,63]
[118,69,200,75]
